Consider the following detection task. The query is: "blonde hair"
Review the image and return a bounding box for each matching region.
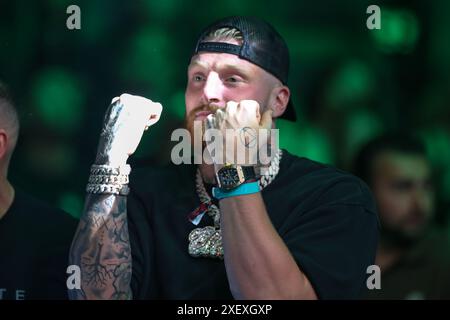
[202,27,243,45]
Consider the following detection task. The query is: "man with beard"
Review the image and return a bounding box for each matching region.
[69,16,379,300]
[354,134,450,299]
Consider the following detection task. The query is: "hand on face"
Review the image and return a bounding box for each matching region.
[95,93,163,166]
[203,100,273,169]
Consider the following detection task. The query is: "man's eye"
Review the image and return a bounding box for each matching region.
[193,75,204,82]
[391,181,412,191]
[226,76,240,83]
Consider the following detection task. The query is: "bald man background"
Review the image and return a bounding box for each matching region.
[0,81,77,300]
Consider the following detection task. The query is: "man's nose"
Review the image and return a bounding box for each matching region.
[412,187,432,213]
[203,73,224,107]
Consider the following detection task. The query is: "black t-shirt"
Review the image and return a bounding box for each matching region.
[364,228,450,300]
[0,189,78,300]
[127,150,379,299]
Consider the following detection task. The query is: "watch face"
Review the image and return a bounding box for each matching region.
[219,168,240,189]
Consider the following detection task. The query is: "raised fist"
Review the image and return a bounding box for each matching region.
[95,93,163,166]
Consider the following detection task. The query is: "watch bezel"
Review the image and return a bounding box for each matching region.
[216,164,246,190]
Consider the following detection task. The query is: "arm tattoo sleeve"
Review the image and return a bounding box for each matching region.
[69,194,132,300]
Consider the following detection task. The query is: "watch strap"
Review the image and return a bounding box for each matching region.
[241,166,256,181]
[212,181,260,200]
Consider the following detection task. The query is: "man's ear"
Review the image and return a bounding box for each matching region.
[269,85,290,119]
[0,129,8,160]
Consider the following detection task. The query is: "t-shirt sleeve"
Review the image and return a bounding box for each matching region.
[127,188,158,299]
[281,178,379,299]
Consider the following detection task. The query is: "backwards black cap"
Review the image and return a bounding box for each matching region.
[192,16,296,121]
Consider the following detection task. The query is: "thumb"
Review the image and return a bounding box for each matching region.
[260,109,273,129]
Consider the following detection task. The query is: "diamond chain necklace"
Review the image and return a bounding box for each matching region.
[188,149,283,258]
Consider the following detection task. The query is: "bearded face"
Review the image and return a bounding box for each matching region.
[371,152,434,246]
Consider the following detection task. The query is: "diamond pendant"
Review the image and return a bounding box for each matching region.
[188,226,224,259]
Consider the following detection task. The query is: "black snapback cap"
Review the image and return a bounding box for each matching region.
[192,16,296,121]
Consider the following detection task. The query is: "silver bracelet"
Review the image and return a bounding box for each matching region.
[88,174,129,185]
[90,164,131,176]
[87,164,131,195]
[86,183,130,196]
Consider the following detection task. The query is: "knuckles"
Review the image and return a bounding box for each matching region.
[108,93,163,128]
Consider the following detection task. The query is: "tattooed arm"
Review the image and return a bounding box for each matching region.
[68,94,162,300]
[69,194,132,299]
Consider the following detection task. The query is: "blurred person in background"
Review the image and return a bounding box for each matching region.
[354,133,450,299]
[0,81,77,300]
